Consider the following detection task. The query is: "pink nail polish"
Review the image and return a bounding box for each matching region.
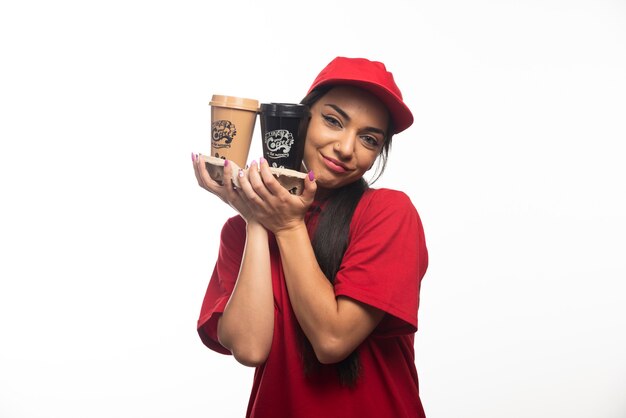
[250,160,257,167]
[308,170,315,181]
[260,157,266,164]
[191,152,195,161]
[224,159,229,167]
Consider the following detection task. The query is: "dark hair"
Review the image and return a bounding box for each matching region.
[298,86,395,387]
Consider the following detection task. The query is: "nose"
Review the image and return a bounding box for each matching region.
[334,132,356,161]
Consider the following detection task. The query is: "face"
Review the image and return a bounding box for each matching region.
[303,86,389,192]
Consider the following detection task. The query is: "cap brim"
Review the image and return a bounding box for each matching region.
[308,79,414,134]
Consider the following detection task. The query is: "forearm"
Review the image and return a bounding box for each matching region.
[274,223,352,362]
[218,222,274,366]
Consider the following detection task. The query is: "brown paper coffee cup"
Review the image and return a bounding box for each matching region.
[208,95,259,184]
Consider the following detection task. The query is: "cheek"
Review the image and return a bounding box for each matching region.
[357,150,381,172]
[302,134,316,167]
[303,125,322,155]
[303,135,314,156]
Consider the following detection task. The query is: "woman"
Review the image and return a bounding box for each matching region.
[192,57,428,418]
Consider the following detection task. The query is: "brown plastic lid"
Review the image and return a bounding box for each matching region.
[209,95,259,112]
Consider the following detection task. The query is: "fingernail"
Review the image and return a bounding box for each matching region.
[260,157,266,164]
[238,169,244,178]
[308,170,315,181]
[224,159,229,167]
[250,160,257,167]
[191,152,195,161]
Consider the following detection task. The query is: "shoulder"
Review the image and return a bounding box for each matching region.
[356,188,418,219]
[349,187,425,240]
[222,214,245,231]
[219,215,246,245]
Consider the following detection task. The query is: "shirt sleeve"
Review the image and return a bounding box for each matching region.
[333,189,428,337]
[197,215,246,354]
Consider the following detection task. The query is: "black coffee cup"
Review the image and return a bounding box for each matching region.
[259,103,310,171]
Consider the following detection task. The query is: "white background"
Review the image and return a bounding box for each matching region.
[1,0,625,417]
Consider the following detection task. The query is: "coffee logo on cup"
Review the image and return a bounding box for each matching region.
[212,120,237,148]
[265,129,294,159]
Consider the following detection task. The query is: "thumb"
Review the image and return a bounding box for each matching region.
[300,170,317,204]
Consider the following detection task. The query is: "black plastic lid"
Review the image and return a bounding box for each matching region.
[260,103,310,118]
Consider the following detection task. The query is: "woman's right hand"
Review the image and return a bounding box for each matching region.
[192,153,256,223]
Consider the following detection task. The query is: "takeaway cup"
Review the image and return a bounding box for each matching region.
[259,103,310,170]
[259,103,310,195]
[207,95,259,184]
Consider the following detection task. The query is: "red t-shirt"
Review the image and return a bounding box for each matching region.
[198,188,428,418]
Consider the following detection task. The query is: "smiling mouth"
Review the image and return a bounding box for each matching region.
[322,155,352,174]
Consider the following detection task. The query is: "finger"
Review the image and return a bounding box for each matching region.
[193,153,208,189]
[301,170,317,205]
[192,152,202,184]
[248,159,274,202]
[237,165,266,209]
[221,159,240,201]
[215,159,254,216]
[258,157,288,196]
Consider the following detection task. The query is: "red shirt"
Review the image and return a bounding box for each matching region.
[198,188,428,418]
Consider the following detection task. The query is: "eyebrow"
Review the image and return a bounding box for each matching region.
[323,104,387,137]
[325,104,351,121]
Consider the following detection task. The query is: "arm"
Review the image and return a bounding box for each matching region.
[236,159,384,364]
[274,224,385,364]
[193,154,274,367]
[217,221,274,367]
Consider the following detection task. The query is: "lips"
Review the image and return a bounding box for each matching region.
[322,155,352,174]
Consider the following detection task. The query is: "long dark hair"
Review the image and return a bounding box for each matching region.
[298,86,394,387]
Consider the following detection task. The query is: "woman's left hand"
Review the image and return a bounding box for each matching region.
[236,158,317,235]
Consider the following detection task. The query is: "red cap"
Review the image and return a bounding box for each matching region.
[306,57,414,134]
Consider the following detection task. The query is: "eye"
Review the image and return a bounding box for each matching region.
[361,135,381,148]
[322,114,342,128]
